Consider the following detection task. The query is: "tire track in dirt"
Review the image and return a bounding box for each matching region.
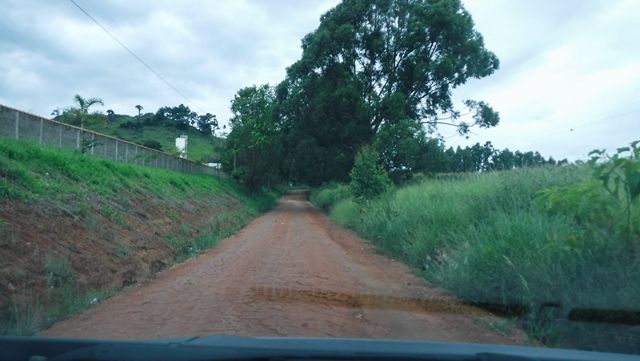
[41,191,524,343]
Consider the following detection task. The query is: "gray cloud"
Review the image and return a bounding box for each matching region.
[1,0,637,161]
[448,0,640,160]
[0,0,339,119]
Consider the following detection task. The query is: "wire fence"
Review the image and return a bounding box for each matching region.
[0,104,225,178]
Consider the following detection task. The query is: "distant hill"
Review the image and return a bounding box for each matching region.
[56,113,223,163]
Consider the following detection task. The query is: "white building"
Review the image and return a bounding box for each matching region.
[175,135,188,159]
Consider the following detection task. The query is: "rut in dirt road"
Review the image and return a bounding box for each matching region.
[42,191,523,343]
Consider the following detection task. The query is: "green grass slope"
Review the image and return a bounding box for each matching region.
[79,114,223,163]
[0,138,257,204]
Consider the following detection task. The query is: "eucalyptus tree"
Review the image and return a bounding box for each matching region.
[222,85,283,190]
[278,0,501,183]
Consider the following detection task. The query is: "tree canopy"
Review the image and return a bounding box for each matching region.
[270,0,501,184]
[287,0,499,131]
[223,0,561,189]
[221,85,283,190]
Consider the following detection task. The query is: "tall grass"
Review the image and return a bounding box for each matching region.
[0,139,234,201]
[2,255,116,336]
[310,183,351,210]
[315,166,640,353]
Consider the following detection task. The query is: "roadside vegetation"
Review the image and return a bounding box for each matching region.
[311,141,640,352]
[0,139,277,336]
[3,0,636,353]
[215,0,638,351]
[0,139,226,201]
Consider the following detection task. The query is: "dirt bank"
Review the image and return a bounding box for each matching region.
[0,191,242,318]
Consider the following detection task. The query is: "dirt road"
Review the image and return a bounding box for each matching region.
[43,192,522,343]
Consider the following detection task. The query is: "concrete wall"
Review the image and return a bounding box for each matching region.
[0,104,226,178]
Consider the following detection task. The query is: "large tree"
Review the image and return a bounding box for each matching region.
[196,113,218,135]
[153,104,197,129]
[279,0,500,183]
[277,64,373,184]
[374,118,427,182]
[222,85,283,190]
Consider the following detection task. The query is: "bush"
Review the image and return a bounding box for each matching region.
[119,121,143,130]
[142,140,163,151]
[45,256,74,288]
[349,145,391,200]
[310,183,351,210]
[330,199,360,227]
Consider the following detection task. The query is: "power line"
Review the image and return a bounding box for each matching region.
[68,0,205,113]
[567,103,640,131]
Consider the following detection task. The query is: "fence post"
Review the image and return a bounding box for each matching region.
[14,111,19,140]
[115,139,119,162]
[76,129,80,150]
[59,126,62,147]
[125,143,128,163]
[39,118,43,144]
[91,134,95,155]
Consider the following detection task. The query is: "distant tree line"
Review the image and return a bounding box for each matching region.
[418,140,565,177]
[371,127,566,182]
[139,104,218,136]
[117,104,218,136]
[55,97,219,137]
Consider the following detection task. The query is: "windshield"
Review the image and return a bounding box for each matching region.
[1,0,639,358]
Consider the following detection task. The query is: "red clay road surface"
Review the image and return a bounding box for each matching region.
[42,192,523,343]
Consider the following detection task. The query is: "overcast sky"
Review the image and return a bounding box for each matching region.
[1,0,638,160]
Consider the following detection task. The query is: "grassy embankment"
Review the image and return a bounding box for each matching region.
[83,114,223,163]
[0,139,277,335]
[311,166,639,353]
